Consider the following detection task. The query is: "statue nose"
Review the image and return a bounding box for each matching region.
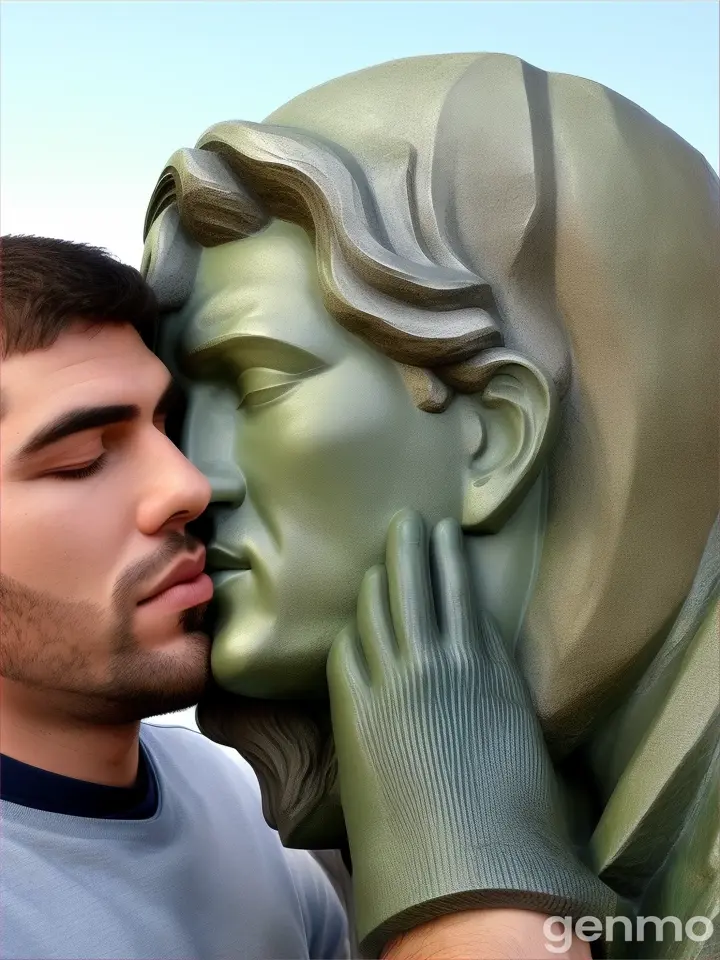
[207,464,246,505]
[183,384,246,506]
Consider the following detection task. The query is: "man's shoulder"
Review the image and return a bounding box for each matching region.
[141,719,216,747]
[141,722,350,956]
[141,718,221,751]
[285,848,351,959]
[140,720,261,795]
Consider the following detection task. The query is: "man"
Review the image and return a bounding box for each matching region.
[141,53,718,958]
[1,235,597,960]
[0,235,346,960]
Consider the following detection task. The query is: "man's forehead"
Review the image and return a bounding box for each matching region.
[0,325,169,423]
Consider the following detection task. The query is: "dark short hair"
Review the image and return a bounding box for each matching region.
[1,235,158,358]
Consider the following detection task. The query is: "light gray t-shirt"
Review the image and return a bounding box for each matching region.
[1,722,349,960]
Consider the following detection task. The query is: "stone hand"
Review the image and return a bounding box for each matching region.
[327,509,618,957]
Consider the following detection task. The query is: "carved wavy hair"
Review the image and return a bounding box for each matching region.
[195,684,338,844]
[141,120,517,413]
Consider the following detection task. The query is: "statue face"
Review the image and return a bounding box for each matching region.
[166,220,473,698]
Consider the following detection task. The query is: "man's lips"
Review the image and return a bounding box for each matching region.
[137,551,214,612]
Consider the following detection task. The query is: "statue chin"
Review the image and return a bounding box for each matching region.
[196,684,345,849]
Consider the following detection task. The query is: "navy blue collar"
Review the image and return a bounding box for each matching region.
[0,744,158,819]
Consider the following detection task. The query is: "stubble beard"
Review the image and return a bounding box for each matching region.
[0,568,212,725]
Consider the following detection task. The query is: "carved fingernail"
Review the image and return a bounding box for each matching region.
[447,517,462,545]
[401,514,422,544]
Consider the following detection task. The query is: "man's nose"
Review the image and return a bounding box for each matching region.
[183,384,246,506]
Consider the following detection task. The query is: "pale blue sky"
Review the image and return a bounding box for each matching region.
[2,0,718,267]
[2,0,717,734]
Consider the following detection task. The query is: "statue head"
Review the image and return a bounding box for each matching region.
[142,54,718,842]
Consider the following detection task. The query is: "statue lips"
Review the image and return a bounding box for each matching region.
[206,542,252,591]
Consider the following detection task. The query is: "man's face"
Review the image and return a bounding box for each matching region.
[0,322,213,721]
[166,219,472,699]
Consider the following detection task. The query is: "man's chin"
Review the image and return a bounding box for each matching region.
[182,602,211,635]
[106,676,210,724]
[102,628,212,722]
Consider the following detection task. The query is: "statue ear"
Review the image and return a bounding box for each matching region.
[446,350,559,533]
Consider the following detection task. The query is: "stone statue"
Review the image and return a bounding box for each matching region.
[141,54,719,958]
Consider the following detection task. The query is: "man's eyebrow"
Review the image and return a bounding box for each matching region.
[12,378,178,463]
